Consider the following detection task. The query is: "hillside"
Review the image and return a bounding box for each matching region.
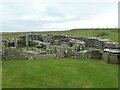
[2,28,119,42]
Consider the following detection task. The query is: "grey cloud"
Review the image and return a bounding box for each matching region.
[44,2,117,21]
[2,2,36,20]
[1,0,118,32]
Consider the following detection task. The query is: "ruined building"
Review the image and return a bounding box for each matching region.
[1,33,120,64]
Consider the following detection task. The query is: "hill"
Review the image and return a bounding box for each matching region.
[2,28,119,42]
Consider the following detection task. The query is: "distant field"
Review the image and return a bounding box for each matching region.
[2,29,119,42]
[2,59,118,88]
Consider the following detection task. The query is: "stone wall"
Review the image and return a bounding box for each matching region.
[86,50,102,59]
[102,49,120,64]
[34,54,56,59]
[2,47,27,60]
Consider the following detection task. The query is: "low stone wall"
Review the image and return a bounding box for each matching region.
[2,47,27,60]
[102,49,120,64]
[86,50,103,59]
[33,54,56,60]
[75,50,102,59]
[76,51,88,59]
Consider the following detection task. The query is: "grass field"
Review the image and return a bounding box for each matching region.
[2,59,118,88]
[40,29,118,42]
[2,29,118,42]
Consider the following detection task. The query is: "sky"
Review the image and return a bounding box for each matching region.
[0,0,119,32]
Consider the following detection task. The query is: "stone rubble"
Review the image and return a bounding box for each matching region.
[1,34,120,64]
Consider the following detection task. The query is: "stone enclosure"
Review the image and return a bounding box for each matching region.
[1,34,120,64]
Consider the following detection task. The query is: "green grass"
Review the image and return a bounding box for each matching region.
[40,29,118,42]
[2,58,118,88]
[2,29,118,42]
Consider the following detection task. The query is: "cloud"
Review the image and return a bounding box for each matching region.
[1,0,119,32]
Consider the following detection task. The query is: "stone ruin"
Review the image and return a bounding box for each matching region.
[1,33,120,64]
[102,49,120,64]
[79,36,119,49]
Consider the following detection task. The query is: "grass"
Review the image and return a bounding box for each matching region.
[40,29,118,42]
[2,29,118,42]
[2,58,118,88]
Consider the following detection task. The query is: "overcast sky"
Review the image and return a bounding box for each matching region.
[1,0,119,32]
